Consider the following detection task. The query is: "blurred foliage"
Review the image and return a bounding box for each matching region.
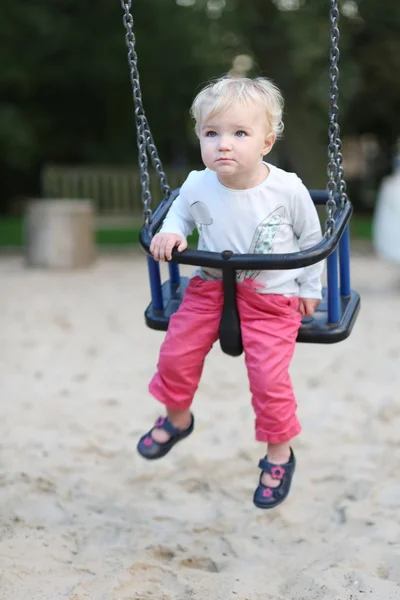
[0,0,399,212]
[0,213,373,248]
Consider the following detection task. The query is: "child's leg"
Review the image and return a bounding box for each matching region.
[148,276,223,441]
[237,287,302,487]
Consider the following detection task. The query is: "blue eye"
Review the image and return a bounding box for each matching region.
[235,130,246,137]
[205,131,217,138]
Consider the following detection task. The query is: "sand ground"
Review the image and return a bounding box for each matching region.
[0,249,399,600]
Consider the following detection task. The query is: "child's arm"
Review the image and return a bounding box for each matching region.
[291,181,324,301]
[151,177,197,261]
[159,185,196,239]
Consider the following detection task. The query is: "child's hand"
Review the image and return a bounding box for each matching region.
[150,232,187,261]
[298,297,320,317]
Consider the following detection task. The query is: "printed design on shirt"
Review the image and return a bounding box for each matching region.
[237,205,286,284]
[190,201,213,252]
[189,200,221,276]
[190,201,213,226]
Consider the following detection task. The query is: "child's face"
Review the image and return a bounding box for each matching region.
[199,100,275,186]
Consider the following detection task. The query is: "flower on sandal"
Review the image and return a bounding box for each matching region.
[262,488,273,499]
[270,465,285,480]
[155,417,165,428]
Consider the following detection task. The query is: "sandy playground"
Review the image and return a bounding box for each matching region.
[0,247,399,600]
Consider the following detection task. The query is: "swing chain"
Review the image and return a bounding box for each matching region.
[121,0,170,224]
[326,0,347,237]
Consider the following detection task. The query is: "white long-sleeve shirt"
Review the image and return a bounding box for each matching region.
[160,163,324,298]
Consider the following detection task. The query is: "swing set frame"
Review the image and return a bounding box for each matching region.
[120,0,361,356]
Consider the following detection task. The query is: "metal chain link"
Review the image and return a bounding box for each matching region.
[326,0,348,236]
[121,0,170,224]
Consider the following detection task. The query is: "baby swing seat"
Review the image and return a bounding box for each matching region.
[140,189,360,350]
[120,0,361,357]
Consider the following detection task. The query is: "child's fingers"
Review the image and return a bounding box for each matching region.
[150,235,166,261]
[165,238,187,258]
[304,300,318,317]
[177,239,187,252]
[150,242,159,261]
[165,239,179,260]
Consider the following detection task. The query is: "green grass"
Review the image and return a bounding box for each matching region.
[0,214,372,248]
[0,217,24,246]
[349,215,373,241]
[96,227,141,246]
[0,217,143,248]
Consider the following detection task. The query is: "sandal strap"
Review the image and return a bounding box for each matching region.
[153,416,188,437]
[258,448,295,480]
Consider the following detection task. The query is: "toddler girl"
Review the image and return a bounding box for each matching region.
[137,76,323,509]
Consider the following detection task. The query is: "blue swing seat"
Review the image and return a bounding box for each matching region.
[139,189,360,352]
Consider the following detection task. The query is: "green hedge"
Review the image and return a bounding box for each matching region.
[0,215,372,248]
[0,217,142,248]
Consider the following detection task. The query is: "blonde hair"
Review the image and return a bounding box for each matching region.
[190,76,285,138]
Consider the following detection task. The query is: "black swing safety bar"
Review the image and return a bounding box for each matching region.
[141,190,350,270]
[139,189,361,355]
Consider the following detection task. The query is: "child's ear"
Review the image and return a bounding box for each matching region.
[263,132,276,156]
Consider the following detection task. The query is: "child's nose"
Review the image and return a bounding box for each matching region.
[218,135,232,150]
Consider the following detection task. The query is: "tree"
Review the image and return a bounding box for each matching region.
[0,0,399,212]
[0,0,230,210]
[220,0,400,195]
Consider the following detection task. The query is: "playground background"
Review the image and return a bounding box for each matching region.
[1,2,400,599]
[1,1,399,248]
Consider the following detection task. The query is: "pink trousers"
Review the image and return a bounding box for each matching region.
[149,277,302,444]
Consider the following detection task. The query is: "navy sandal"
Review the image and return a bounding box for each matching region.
[253,448,296,509]
[137,414,194,460]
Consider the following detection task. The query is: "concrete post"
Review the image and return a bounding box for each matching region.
[25,199,95,268]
